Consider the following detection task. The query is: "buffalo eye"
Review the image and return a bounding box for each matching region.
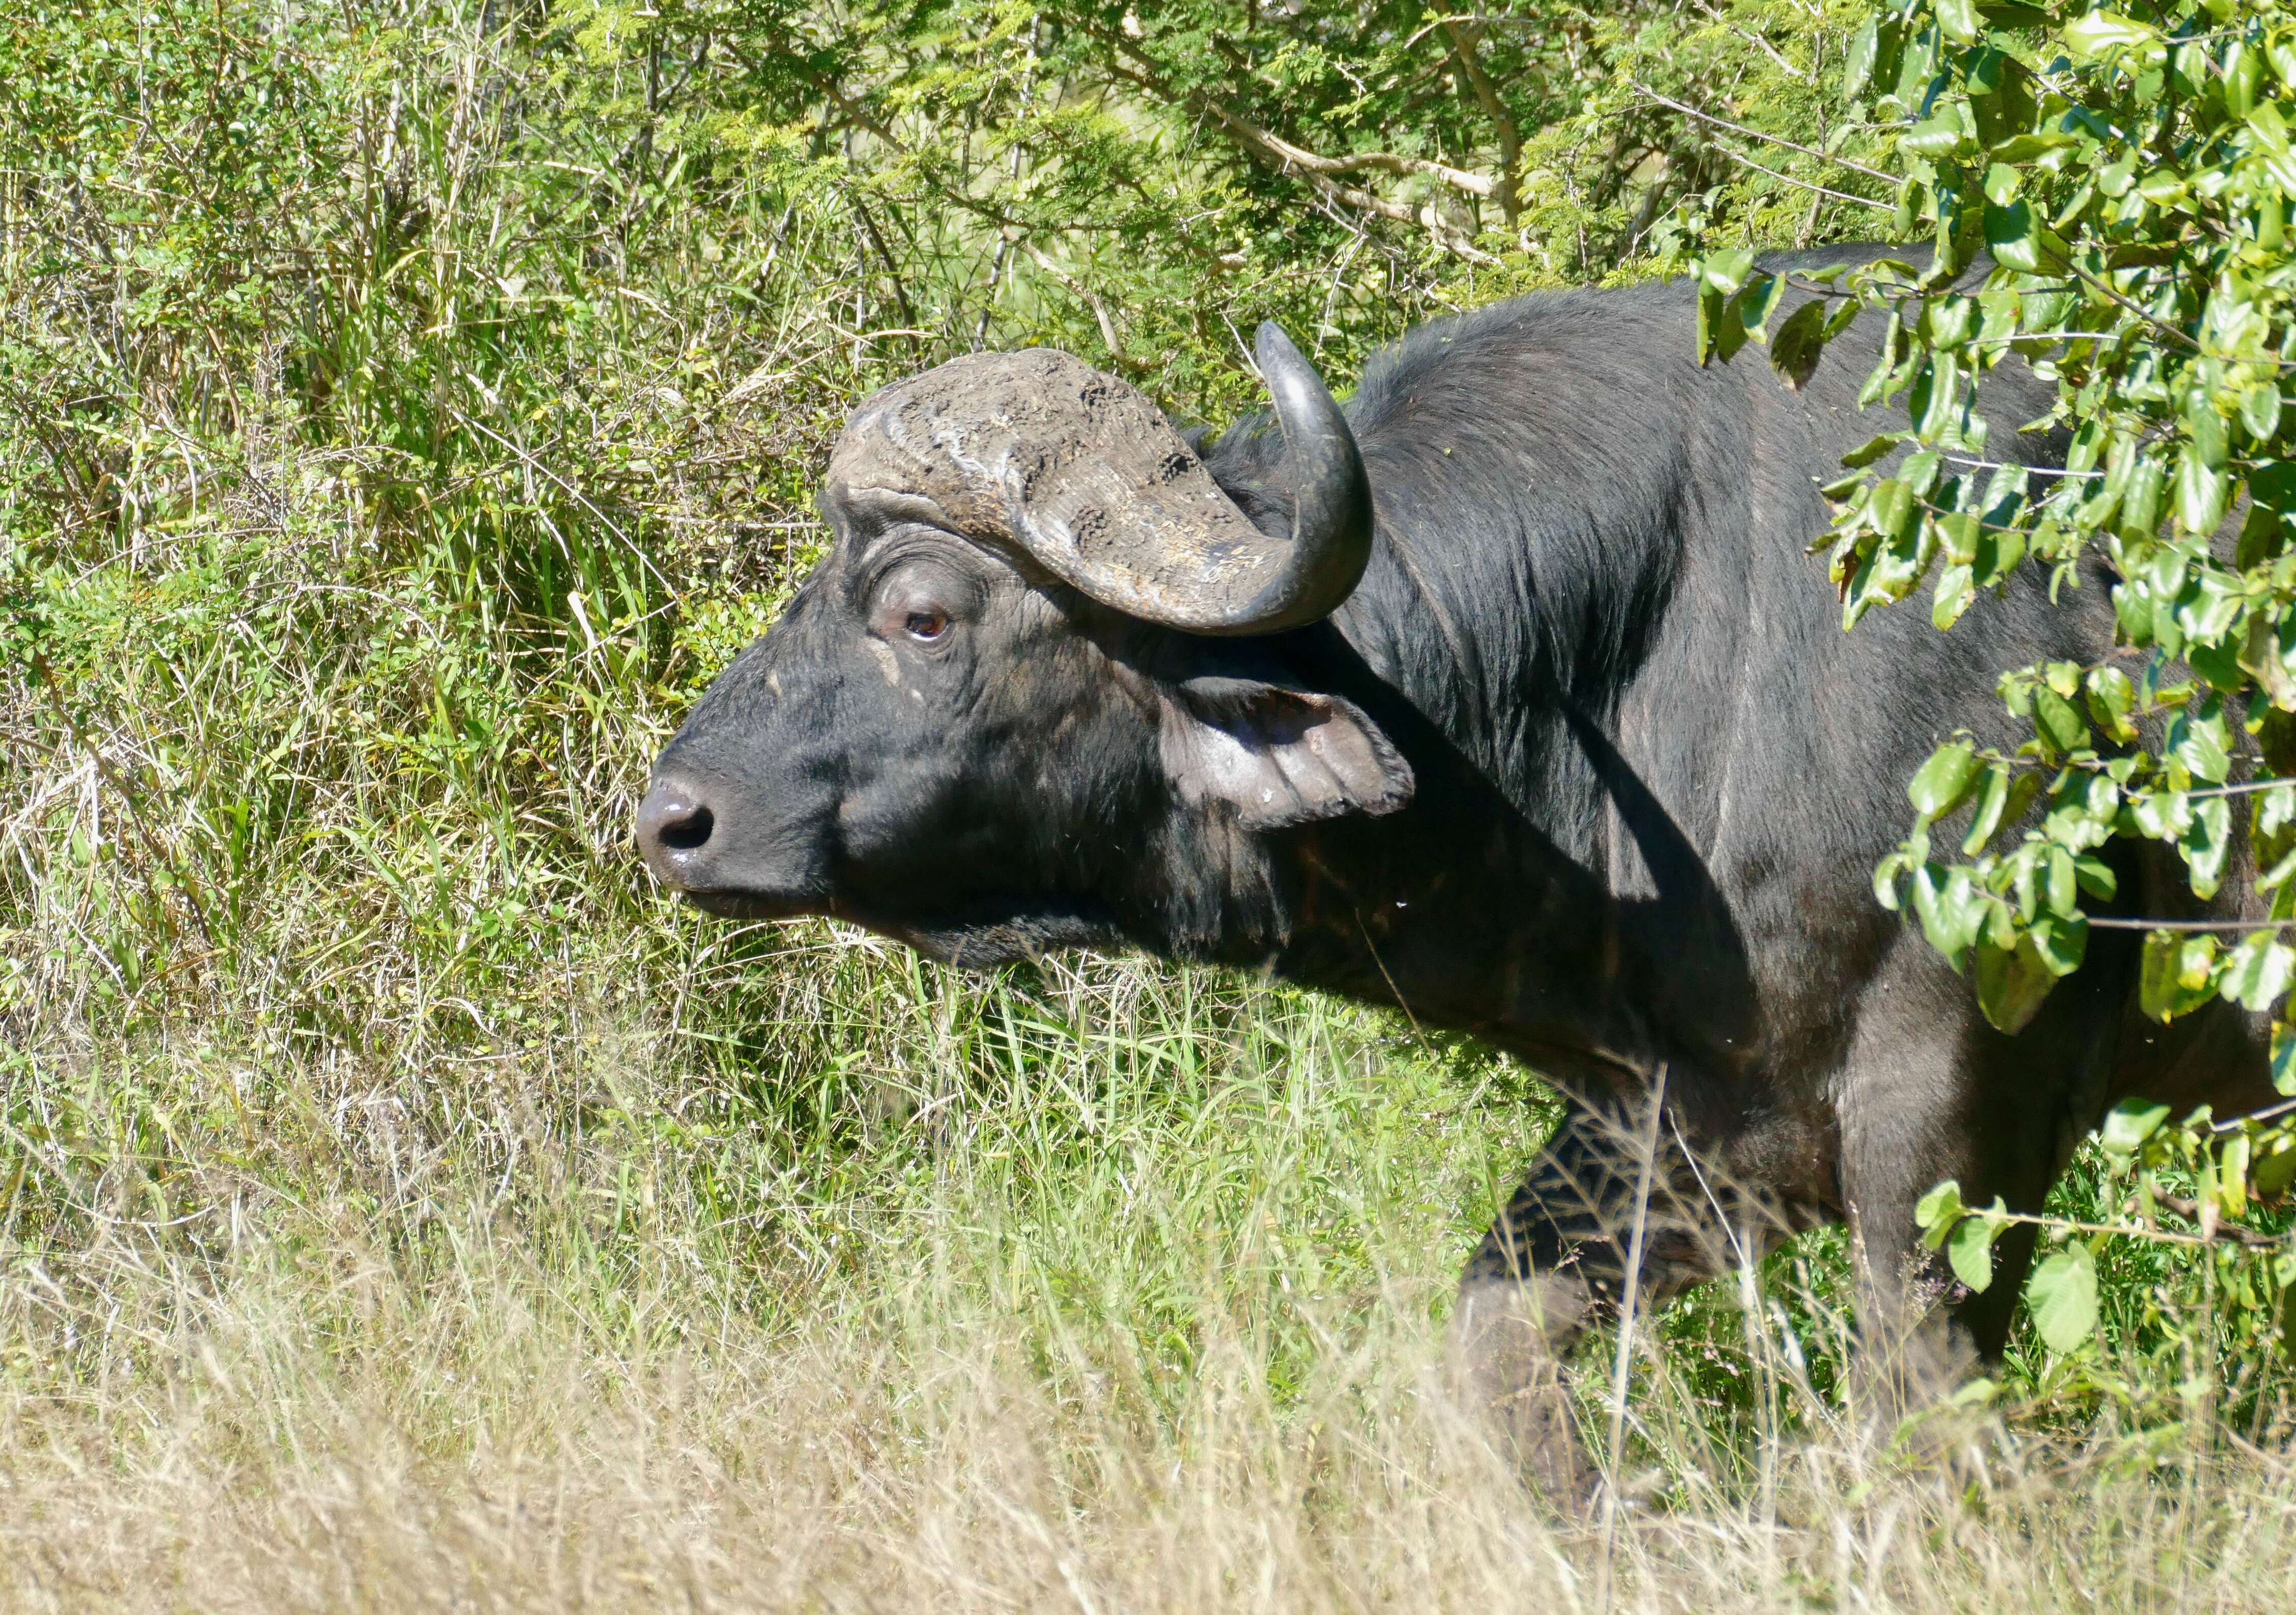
[866,552,976,648]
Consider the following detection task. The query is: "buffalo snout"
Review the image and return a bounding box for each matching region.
[634,775,719,888]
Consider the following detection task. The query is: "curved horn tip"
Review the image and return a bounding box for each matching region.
[1254,320,1305,374]
[1232,317,1372,634]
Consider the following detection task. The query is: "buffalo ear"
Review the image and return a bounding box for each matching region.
[1160,677,1414,830]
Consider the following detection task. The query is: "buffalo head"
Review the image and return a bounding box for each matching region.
[634,326,1415,966]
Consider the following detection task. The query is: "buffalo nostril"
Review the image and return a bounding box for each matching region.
[658,802,713,850]
[637,783,717,871]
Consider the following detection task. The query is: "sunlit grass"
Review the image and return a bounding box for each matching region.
[7,982,2295,1612]
[6,3,2295,1605]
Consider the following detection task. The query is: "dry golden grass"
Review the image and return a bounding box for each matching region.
[4,1012,2291,1615]
[6,7,2293,1608]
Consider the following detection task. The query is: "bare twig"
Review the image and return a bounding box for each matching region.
[1940,450,2105,478]
[1102,42,1499,262]
[1705,141,1893,212]
[1974,1202,2283,1250]
[1012,236,1143,372]
[1442,19,1521,225]
[1597,1064,1669,1615]
[2085,916,2296,932]
[2065,259,2204,354]
[1690,0,1810,83]
[1630,82,1897,185]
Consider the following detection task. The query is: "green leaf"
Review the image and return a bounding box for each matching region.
[2063,10,2158,63]
[2035,686,2087,753]
[1870,477,1915,537]
[1696,286,1724,364]
[1711,287,1751,363]
[1915,1179,1967,1246]
[1909,740,1982,820]
[2274,1020,2296,1098]
[2134,170,2187,208]
[1699,248,1756,296]
[2226,40,2263,118]
[1873,848,1909,909]
[2026,1244,2099,1354]
[1912,863,1988,957]
[1936,512,1979,567]
[2185,395,2228,472]
[2169,703,2232,784]
[1991,132,2079,165]
[2177,444,2231,535]
[2261,783,2296,841]
[1933,561,1976,629]
[1976,934,2063,1031]
[2045,772,2120,853]
[2220,932,2296,1012]
[2254,1136,2296,1200]
[1738,273,1784,342]
[1913,351,1964,439]
[2122,459,2165,543]
[2250,100,2292,157]
[2046,845,2078,916]
[1962,765,2013,853]
[1842,432,1903,469]
[1984,199,2041,273]
[2086,666,2138,744]
[2099,1097,2171,1158]
[2189,634,2244,695]
[1948,1207,2006,1291]
[2128,788,2192,842]
[1935,0,1978,45]
[2218,1131,2251,1219]
[1770,298,1828,391]
[2141,928,2221,1021]
[2241,385,2282,447]
[1843,18,1880,100]
[2182,795,2233,899]
[1902,116,1968,159]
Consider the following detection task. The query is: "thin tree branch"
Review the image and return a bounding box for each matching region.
[1630,82,1897,184]
[1442,20,1520,225]
[1706,141,1893,211]
[2086,916,2296,932]
[1977,1202,2283,1250]
[1691,0,1810,82]
[1145,60,1497,196]
[1102,42,1499,262]
[1011,235,1144,373]
[2065,259,2204,354]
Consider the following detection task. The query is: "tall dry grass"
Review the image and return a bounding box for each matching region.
[5,995,2294,1614]
[5,6,2294,1609]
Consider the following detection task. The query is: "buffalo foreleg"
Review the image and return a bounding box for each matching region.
[1449,1094,1732,1505]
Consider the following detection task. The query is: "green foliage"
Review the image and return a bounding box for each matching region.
[1688,0,2296,1366]
[1921,1097,2296,1426]
[5,0,2293,1494]
[0,0,1964,1093]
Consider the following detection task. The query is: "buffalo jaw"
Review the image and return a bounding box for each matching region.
[678,886,1130,971]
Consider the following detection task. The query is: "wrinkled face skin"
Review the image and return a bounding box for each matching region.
[634,507,1413,968]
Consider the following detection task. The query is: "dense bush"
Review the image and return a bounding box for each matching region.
[2,5,2291,1573]
[1671,0,2296,1383]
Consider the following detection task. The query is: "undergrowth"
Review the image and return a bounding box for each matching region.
[3,3,2294,1608]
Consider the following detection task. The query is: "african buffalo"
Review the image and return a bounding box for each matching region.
[636,248,2274,1495]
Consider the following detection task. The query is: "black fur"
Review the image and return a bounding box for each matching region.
[644,253,2275,1381]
